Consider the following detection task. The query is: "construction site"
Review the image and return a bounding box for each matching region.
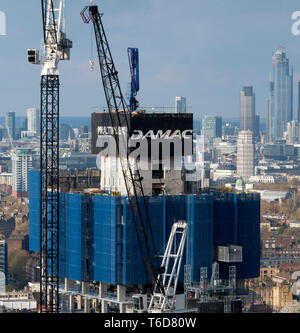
[26,2,261,313]
[29,177,260,312]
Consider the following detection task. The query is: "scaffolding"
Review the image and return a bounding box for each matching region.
[184,262,239,313]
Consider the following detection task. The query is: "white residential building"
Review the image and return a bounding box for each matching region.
[11,149,32,198]
[237,130,254,182]
[26,108,39,135]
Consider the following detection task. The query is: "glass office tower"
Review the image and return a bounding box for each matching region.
[201,115,222,139]
[175,96,187,114]
[267,48,293,143]
[240,86,255,133]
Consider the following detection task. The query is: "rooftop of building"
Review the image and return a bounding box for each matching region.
[93,110,193,118]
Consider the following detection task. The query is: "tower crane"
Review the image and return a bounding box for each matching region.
[127,48,140,112]
[81,5,165,296]
[27,0,72,313]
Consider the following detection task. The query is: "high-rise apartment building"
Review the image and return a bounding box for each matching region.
[5,111,15,140]
[237,130,254,181]
[12,148,33,198]
[201,115,222,139]
[240,86,255,133]
[175,96,187,114]
[267,48,293,142]
[26,108,39,135]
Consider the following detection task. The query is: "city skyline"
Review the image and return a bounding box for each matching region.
[1,1,300,119]
[1,1,300,315]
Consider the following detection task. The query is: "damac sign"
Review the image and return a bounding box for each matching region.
[0,11,6,36]
[131,129,193,140]
[92,112,196,176]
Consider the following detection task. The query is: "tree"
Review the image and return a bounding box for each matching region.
[8,249,30,290]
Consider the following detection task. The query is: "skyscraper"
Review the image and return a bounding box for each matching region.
[201,115,222,139]
[267,48,293,142]
[175,96,187,114]
[27,108,39,135]
[12,148,33,198]
[240,86,255,132]
[5,111,15,140]
[237,130,254,182]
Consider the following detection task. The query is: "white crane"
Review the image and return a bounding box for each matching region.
[28,0,72,71]
[27,0,72,313]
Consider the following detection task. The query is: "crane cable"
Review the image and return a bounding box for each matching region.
[89,22,95,71]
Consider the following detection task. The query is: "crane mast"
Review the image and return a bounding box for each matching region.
[127,48,140,112]
[28,0,72,313]
[81,5,164,295]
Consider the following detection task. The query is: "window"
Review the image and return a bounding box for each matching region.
[152,170,164,179]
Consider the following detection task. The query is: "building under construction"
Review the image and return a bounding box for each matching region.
[27,3,261,313]
[29,169,260,312]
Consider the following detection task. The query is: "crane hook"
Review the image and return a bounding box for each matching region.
[89,60,95,71]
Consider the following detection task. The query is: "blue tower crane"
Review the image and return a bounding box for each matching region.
[128,47,140,111]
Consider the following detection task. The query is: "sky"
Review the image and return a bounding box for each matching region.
[1,0,300,120]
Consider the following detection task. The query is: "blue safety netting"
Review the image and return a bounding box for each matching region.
[29,173,261,285]
[213,193,236,246]
[68,193,83,281]
[186,194,214,281]
[235,193,260,279]
[92,195,121,284]
[28,171,40,252]
[122,196,166,285]
[214,193,261,279]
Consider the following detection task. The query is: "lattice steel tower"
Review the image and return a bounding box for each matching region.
[27,0,72,313]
